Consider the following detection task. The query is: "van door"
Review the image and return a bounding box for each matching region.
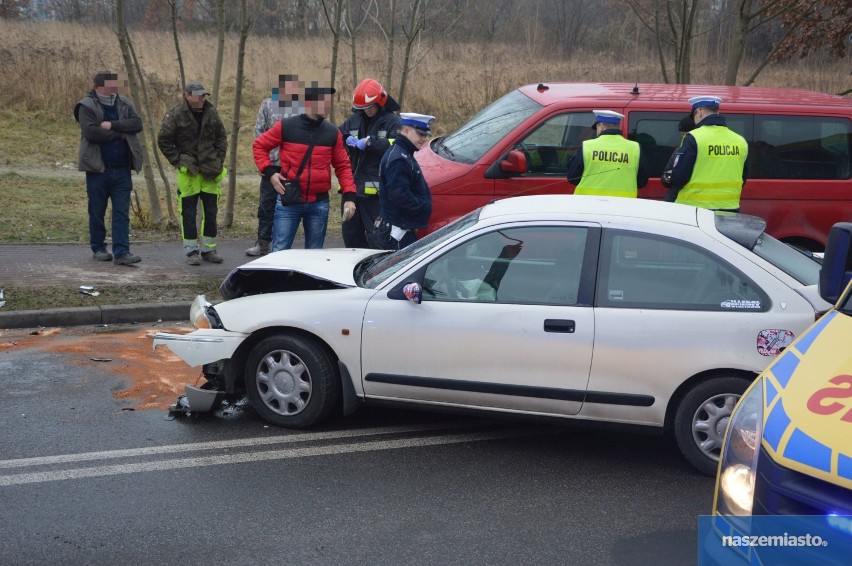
[494,111,596,199]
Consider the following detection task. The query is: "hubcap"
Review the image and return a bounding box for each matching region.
[255,349,312,416]
[691,392,741,462]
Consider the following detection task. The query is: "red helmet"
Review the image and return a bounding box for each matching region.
[352,78,387,109]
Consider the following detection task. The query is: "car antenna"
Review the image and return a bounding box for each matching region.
[537,83,549,93]
[631,83,640,95]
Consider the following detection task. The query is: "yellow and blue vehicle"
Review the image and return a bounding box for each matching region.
[701,222,852,565]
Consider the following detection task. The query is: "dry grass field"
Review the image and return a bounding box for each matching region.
[0,20,847,310]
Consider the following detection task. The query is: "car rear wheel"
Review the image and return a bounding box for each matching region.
[244,334,339,428]
[674,376,751,476]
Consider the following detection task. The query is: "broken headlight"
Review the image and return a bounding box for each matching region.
[189,295,223,329]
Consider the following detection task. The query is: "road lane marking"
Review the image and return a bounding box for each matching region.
[0,429,543,486]
[0,422,480,470]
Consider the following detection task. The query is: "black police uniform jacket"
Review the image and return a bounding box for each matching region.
[379,135,432,230]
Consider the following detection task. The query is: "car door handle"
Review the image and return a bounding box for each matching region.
[544,319,575,333]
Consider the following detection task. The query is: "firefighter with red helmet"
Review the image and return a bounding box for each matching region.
[338,78,401,248]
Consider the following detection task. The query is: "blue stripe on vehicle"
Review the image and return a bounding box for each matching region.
[794,310,836,355]
[839,452,852,482]
[765,378,778,406]
[769,352,800,389]
[784,428,832,473]
[763,399,791,452]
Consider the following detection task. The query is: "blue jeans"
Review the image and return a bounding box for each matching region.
[272,198,329,251]
[86,168,132,257]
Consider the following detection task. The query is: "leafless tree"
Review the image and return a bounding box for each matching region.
[320,0,345,121]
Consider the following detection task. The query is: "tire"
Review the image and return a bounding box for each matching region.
[674,376,751,476]
[244,333,339,428]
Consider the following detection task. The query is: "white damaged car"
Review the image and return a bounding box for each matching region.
[154,195,829,474]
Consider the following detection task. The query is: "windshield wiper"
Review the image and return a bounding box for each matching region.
[435,137,456,159]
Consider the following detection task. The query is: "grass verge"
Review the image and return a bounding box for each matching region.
[0,279,223,312]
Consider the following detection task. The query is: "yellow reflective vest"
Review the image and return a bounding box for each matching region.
[676,125,748,210]
[575,135,641,197]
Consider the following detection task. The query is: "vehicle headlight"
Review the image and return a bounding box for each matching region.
[189,295,216,329]
[715,380,763,516]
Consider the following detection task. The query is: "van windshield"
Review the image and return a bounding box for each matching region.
[432,90,541,164]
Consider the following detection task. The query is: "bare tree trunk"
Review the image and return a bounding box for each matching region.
[168,0,185,89]
[384,0,395,89]
[723,0,752,85]
[127,34,176,224]
[322,0,345,122]
[225,0,252,228]
[212,0,225,106]
[347,0,358,89]
[115,0,165,226]
[397,0,423,108]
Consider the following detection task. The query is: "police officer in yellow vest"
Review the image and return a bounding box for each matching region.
[668,96,749,212]
[566,110,648,197]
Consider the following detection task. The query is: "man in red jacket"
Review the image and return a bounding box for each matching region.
[253,84,357,251]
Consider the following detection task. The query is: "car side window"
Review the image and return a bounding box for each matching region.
[422,226,588,305]
[597,230,769,311]
[514,112,594,176]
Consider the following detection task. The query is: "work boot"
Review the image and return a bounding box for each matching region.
[114,252,141,266]
[201,250,224,263]
[187,251,201,266]
[93,249,113,261]
[245,239,271,257]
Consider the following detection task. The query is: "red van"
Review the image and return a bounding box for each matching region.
[419,83,852,251]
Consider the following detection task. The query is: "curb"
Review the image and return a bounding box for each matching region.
[0,301,192,329]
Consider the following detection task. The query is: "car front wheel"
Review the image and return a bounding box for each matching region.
[674,376,751,476]
[244,333,339,428]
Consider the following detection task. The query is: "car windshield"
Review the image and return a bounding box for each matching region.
[432,90,541,164]
[357,210,482,288]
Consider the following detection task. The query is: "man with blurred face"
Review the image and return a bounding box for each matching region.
[74,70,143,265]
[253,82,356,251]
[246,74,304,257]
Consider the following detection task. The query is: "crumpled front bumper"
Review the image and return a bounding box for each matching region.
[153,329,249,367]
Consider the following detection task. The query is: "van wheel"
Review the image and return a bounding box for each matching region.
[244,333,339,428]
[674,376,751,476]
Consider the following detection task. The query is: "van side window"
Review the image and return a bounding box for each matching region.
[753,115,851,180]
[514,112,594,176]
[628,112,691,178]
[629,112,851,181]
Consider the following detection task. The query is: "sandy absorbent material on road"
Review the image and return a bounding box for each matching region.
[0,325,202,409]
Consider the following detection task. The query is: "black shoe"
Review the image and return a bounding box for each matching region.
[114,253,141,265]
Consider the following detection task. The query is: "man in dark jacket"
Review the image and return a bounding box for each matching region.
[338,78,401,248]
[157,81,228,265]
[253,84,357,251]
[377,112,434,250]
[74,70,143,265]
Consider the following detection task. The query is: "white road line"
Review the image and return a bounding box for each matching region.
[0,422,477,470]
[0,429,541,487]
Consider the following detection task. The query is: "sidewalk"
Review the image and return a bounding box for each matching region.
[0,237,344,329]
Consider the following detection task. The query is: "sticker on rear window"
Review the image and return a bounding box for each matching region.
[608,289,624,301]
[757,329,794,356]
[721,299,762,309]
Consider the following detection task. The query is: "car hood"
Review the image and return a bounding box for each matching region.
[417,138,476,192]
[219,248,385,300]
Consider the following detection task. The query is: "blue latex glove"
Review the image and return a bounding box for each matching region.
[346,135,368,151]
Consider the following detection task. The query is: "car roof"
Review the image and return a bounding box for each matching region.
[518,82,852,109]
[479,195,703,227]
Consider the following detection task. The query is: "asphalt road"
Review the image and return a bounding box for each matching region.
[0,325,714,565]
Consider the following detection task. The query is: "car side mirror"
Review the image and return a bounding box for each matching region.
[819,222,852,304]
[402,282,422,304]
[500,150,527,174]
